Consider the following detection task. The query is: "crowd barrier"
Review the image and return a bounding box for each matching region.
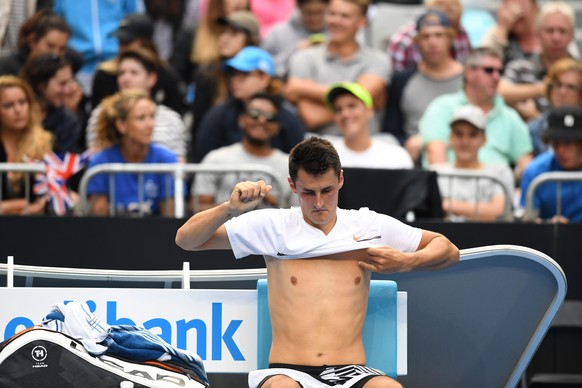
[523,171,582,221]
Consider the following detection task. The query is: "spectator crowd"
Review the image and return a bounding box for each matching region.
[1,0,582,223]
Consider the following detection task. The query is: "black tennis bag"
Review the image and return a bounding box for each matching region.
[0,327,208,388]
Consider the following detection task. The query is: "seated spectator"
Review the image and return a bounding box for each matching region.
[383,9,463,164]
[262,0,329,79]
[498,1,576,122]
[170,0,249,91]
[419,47,533,180]
[0,9,83,77]
[20,53,82,153]
[192,92,293,213]
[195,46,305,162]
[86,48,188,162]
[520,106,582,223]
[529,58,582,156]
[432,105,514,221]
[189,10,260,155]
[51,0,143,94]
[91,13,184,114]
[387,0,470,72]
[324,82,413,169]
[480,0,540,66]
[87,89,179,217]
[0,75,52,215]
[285,0,390,135]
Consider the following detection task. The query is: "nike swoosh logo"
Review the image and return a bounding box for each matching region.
[353,235,382,242]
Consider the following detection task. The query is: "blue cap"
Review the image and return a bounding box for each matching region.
[223,46,275,77]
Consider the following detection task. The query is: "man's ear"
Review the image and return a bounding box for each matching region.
[288,177,297,193]
[147,72,158,89]
[338,169,344,190]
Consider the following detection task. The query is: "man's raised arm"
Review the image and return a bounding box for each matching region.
[175,181,272,251]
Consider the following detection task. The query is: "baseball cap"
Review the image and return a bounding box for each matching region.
[416,9,451,32]
[541,106,582,141]
[324,82,373,110]
[450,105,487,130]
[112,13,154,44]
[223,46,275,77]
[217,11,260,46]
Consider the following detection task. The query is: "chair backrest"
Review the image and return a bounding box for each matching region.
[256,279,399,377]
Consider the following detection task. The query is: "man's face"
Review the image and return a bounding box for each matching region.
[240,98,280,145]
[539,12,573,60]
[332,93,371,140]
[42,65,73,108]
[300,0,328,32]
[289,168,343,232]
[449,121,485,164]
[229,70,269,100]
[416,25,452,64]
[117,58,155,91]
[466,55,503,98]
[218,26,247,59]
[325,0,365,44]
[551,139,582,170]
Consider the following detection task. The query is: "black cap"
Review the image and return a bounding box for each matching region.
[542,106,582,141]
[111,13,154,44]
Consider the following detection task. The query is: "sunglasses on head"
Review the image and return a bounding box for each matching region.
[245,108,278,122]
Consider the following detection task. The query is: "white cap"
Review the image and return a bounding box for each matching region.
[450,105,487,130]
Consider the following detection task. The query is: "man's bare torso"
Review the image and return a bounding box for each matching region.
[265,249,371,366]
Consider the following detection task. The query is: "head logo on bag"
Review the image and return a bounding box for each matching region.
[31,345,48,364]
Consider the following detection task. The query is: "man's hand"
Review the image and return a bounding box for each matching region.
[228,180,272,215]
[358,245,416,274]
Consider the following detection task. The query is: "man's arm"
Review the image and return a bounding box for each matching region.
[175,181,272,251]
[497,79,545,105]
[359,230,459,273]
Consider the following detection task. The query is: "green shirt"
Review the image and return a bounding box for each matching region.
[419,91,533,165]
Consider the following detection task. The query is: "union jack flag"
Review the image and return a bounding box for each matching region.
[33,150,93,215]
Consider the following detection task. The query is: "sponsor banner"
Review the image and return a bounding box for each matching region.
[0,288,257,373]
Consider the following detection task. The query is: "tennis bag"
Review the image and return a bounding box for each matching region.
[0,327,208,388]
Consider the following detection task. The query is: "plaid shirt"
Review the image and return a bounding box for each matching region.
[388,22,472,72]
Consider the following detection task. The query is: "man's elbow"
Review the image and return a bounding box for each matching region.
[175,228,193,251]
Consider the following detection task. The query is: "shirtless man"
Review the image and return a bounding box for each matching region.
[175,137,460,388]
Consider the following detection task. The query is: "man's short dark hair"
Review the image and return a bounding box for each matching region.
[20,53,71,97]
[289,137,342,184]
[118,47,160,75]
[246,92,281,112]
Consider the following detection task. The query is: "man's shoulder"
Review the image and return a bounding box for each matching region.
[389,22,416,44]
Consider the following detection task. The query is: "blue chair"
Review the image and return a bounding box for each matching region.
[256,279,399,377]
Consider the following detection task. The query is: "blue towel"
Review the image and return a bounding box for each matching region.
[41,302,208,385]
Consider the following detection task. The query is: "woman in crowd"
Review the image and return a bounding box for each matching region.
[0,75,53,215]
[87,89,179,217]
[0,9,81,77]
[20,53,82,153]
[529,58,582,156]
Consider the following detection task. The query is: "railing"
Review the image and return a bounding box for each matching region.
[433,169,514,221]
[523,171,582,221]
[78,163,289,218]
[0,163,46,212]
[1,256,267,289]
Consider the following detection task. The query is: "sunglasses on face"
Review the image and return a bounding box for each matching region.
[245,108,278,122]
[473,66,503,75]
